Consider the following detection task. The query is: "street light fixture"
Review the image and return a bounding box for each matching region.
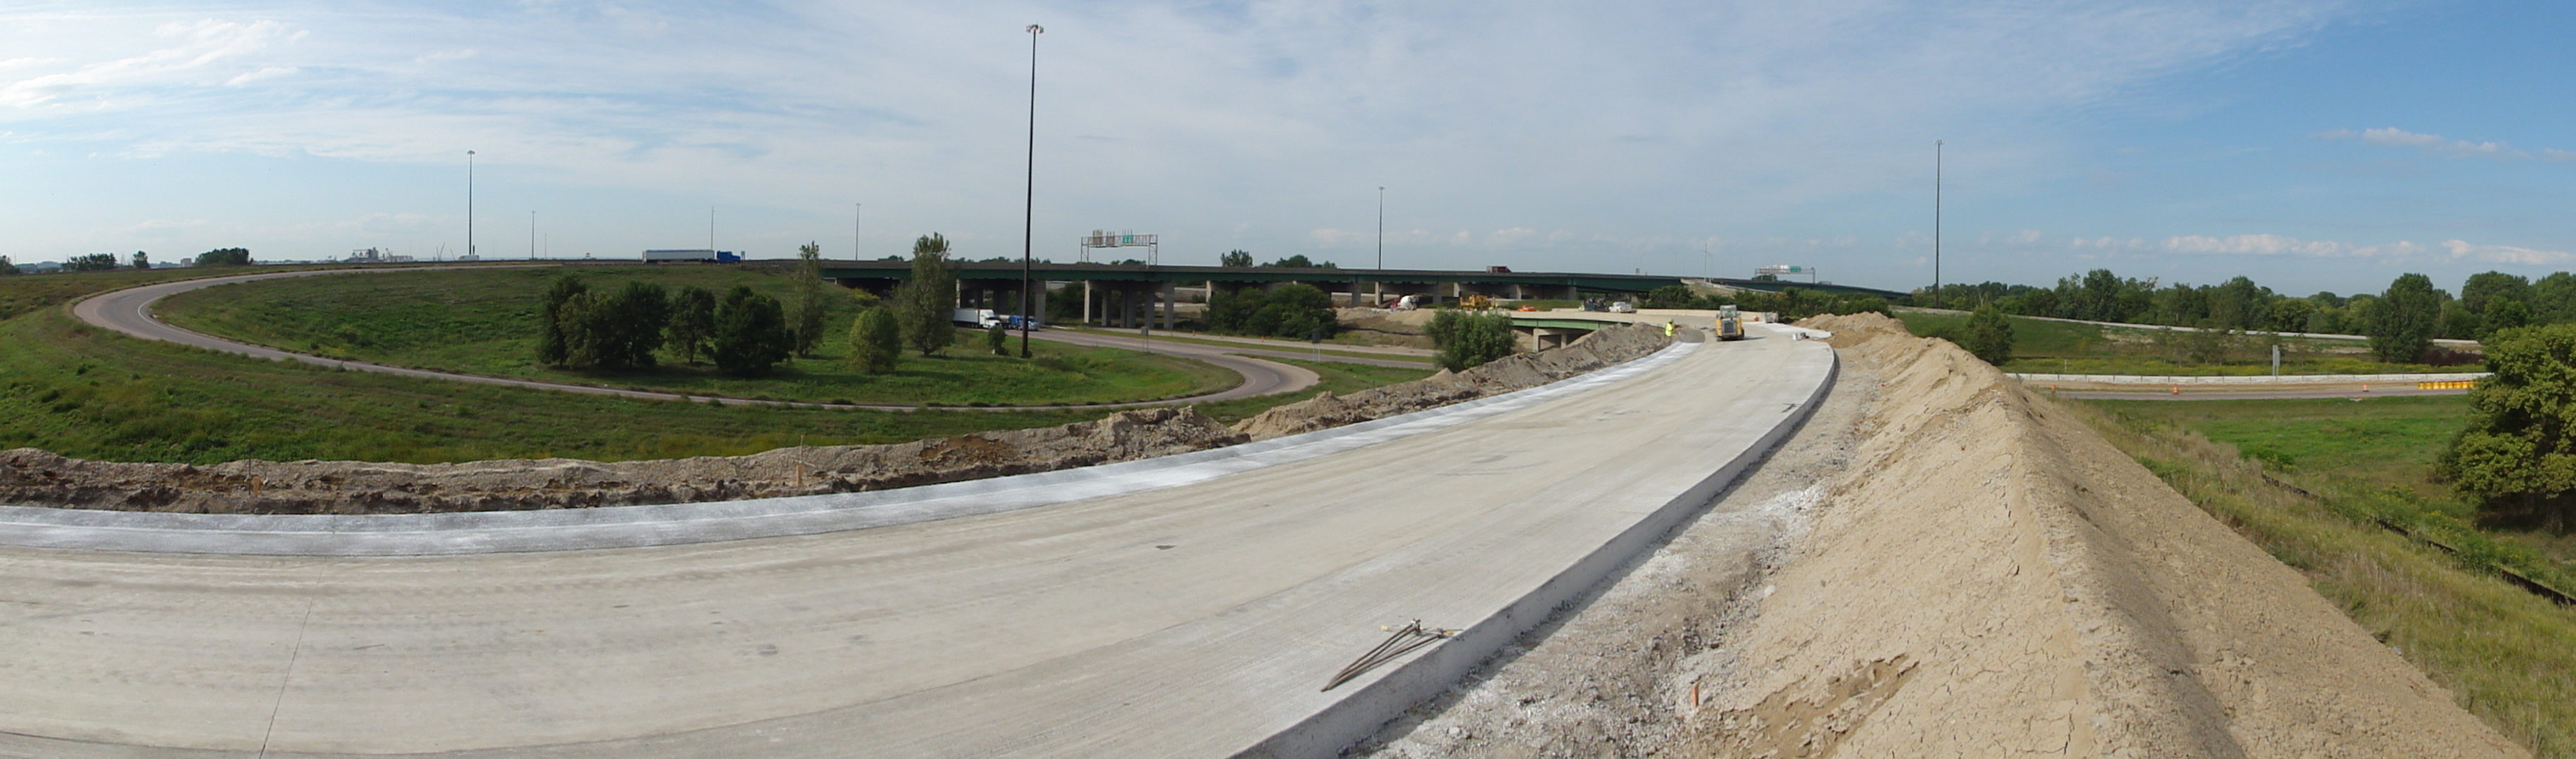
[466,150,477,260]
[1019,23,1043,358]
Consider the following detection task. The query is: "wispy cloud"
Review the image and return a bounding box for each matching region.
[2316,126,2576,162]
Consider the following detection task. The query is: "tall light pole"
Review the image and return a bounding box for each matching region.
[466,150,477,260]
[1374,186,1384,305]
[1019,23,1043,358]
[854,202,863,259]
[1933,139,1943,297]
[529,210,536,260]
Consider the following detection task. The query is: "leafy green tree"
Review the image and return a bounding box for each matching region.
[1220,249,1253,267]
[2531,272,2576,325]
[2485,298,2532,339]
[711,285,793,376]
[65,253,120,272]
[665,285,718,365]
[2369,273,2441,363]
[894,234,957,356]
[195,247,252,266]
[787,241,832,358]
[1261,254,1334,268]
[0,256,19,275]
[536,275,588,368]
[2459,271,2532,316]
[846,307,901,374]
[2442,323,2576,528]
[551,281,669,370]
[131,252,152,270]
[1426,310,1516,371]
[986,323,1010,356]
[1959,306,2014,365]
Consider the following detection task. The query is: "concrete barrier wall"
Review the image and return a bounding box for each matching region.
[1242,336,1838,759]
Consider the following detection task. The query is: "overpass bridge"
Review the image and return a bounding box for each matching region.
[817,261,1902,329]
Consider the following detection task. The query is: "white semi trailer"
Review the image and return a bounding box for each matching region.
[952,308,1001,327]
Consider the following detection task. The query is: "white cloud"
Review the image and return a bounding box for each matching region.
[2316,126,2572,161]
[2440,239,2575,266]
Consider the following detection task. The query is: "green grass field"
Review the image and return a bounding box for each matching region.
[0,268,1433,465]
[1899,311,2480,376]
[2069,397,2576,755]
[156,266,1234,406]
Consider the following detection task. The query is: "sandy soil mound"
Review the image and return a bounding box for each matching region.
[1336,308,1439,348]
[1670,312,2523,757]
[1232,324,1672,440]
[0,408,1245,514]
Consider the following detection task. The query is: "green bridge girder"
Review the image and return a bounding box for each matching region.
[815,261,1905,299]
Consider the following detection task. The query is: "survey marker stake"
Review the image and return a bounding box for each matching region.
[1323,620,1460,692]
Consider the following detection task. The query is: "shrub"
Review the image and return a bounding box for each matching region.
[665,285,718,365]
[847,307,901,374]
[1959,306,2014,365]
[986,323,1009,356]
[894,234,957,356]
[711,285,792,376]
[1426,310,1515,371]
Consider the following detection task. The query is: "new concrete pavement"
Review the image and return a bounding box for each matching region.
[0,324,1834,758]
[72,268,1318,410]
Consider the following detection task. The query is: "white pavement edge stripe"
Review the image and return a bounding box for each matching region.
[0,342,1704,557]
[1249,340,1839,759]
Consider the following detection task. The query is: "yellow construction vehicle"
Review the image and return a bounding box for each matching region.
[1717,305,1746,341]
[1458,294,1495,311]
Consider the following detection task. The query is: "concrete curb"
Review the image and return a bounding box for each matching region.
[1244,333,1839,759]
[2009,371,2487,385]
[0,342,1700,557]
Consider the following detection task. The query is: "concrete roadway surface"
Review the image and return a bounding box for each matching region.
[0,326,1834,758]
[72,268,1318,410]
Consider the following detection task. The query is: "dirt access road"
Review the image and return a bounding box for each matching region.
[72,267,1318,410]
[0,326,1828,757]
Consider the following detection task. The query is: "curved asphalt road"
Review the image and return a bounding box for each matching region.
[0,326,1833,758]
[72,268,1318,411]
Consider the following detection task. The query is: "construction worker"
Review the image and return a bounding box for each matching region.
[1663,320,1676,337]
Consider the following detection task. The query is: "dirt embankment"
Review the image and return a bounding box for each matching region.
[0,408,1244,514]
[0,325,1670,515]
[1675,313,2523,757]
[1232,323,1671,440]
[1334,307,1439,349]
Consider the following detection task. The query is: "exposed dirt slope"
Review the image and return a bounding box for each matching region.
[1675,313,2522,757]
[0,408,1245,514]
[1233,323,1670,440]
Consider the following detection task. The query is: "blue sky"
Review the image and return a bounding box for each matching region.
[1,0,2568,296]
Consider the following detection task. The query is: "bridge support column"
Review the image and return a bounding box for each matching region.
[1161,284,1176,331]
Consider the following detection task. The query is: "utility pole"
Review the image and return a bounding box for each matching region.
[709,207,716,255]
[855,202,863,259]
[1019,23,1043,358]
[466,150,476,259]
[1934,139,1944,297]
[529,210,536,259]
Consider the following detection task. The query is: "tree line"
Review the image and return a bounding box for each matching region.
[533,235,996,377]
